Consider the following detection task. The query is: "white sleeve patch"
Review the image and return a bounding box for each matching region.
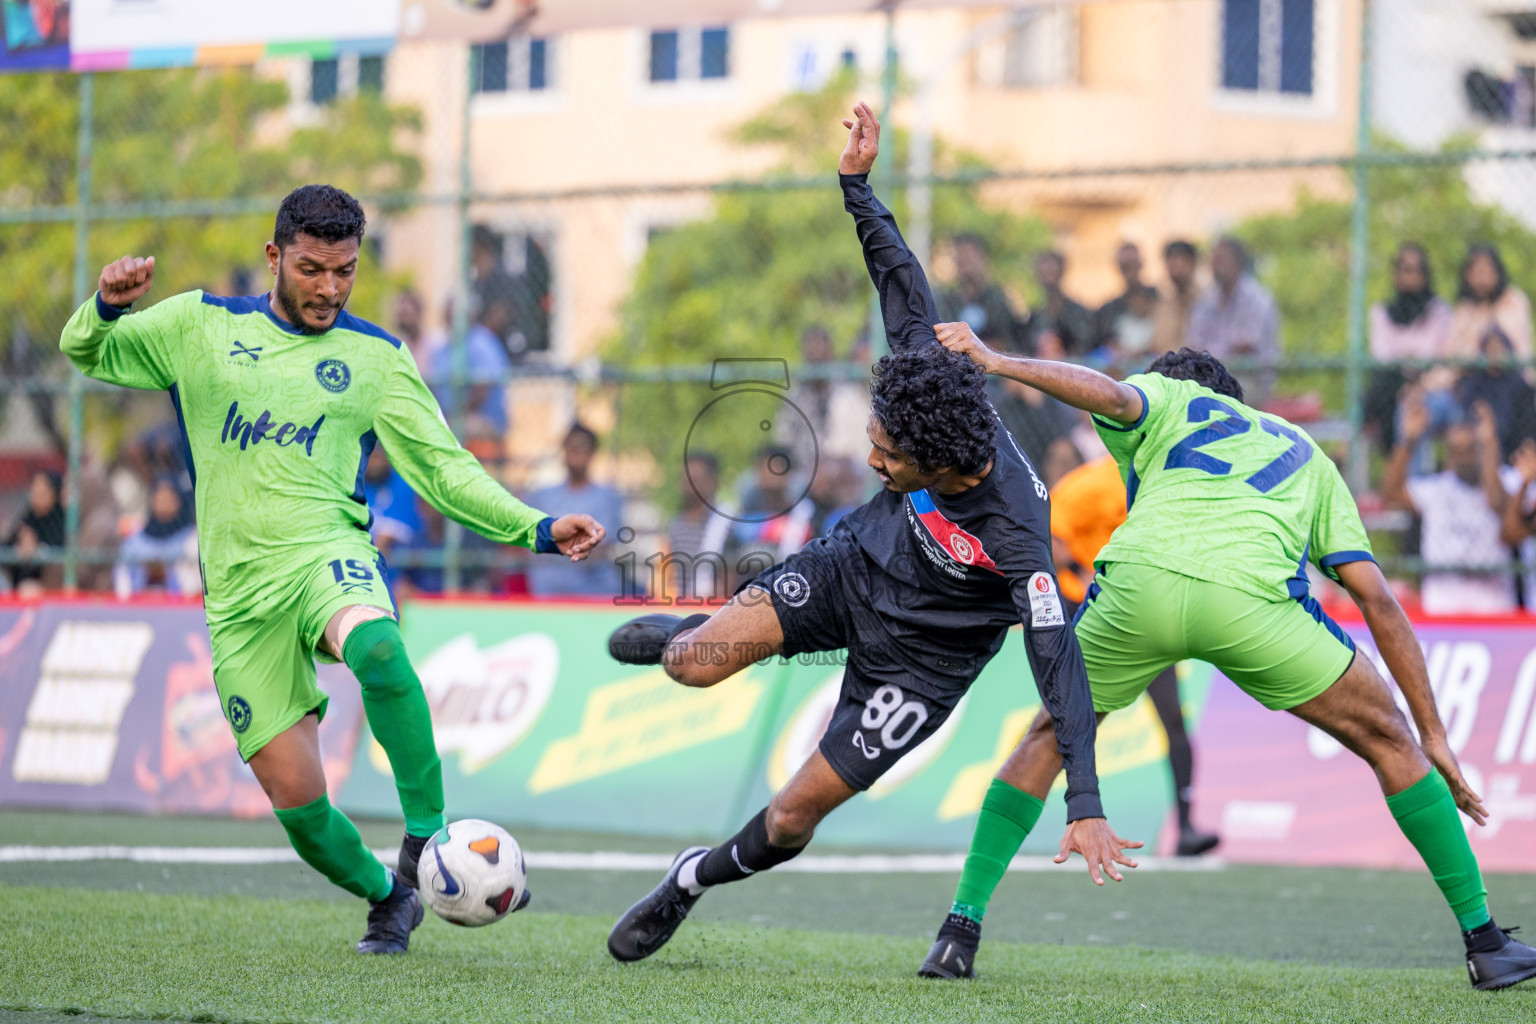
[1027,572,1066,628]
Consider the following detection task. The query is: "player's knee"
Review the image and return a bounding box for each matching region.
[764,797,820,847]
[352,635,418,697]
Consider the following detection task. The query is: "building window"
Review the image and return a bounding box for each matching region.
[473,38,553,94]
[308,54,386,106]
[649,26,730,84]
[973,8,1077,90]
[1222,0,1314,96]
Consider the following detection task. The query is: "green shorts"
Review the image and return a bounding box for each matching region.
[1075,561,1356,713]
[207,541,396,761]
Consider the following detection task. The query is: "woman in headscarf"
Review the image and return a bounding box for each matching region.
[112,475,198,596]
[1364,243,1452,457]
[3,470,65,593]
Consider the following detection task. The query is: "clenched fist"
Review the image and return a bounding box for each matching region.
[98,255,156,308]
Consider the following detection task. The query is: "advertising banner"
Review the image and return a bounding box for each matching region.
[338,603,1193,852]
[1,0,70,71]
[0,602,362,816]
[1191,620,1536,873]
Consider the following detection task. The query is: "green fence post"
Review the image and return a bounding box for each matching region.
[445,44,481,593]
[1344,0,1373,494]
[64,72,94,592]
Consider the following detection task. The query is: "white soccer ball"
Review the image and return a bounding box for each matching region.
[417,818,527,927]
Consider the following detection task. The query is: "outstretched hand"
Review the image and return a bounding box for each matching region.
[838,101,881,176]
[99,255,156,307]
[934,322,1002,373]
[1422,732,1488,826]
[550,514,606,562]
[1054,817,1142,885]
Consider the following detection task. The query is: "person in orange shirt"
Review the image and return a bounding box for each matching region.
[1051,455,1220,856]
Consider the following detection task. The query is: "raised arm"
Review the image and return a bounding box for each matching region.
[60,255,182,390]
[1334,559,1487,824]
[374,360,605,561]
[838,102,941,353]
[936,321,1144,423]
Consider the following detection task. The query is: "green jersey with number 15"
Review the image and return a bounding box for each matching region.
[1092,372,1373,603]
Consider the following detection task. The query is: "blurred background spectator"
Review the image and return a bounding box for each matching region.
[1151,240,1200,357]
[936,233,1022,349]
[1093,242,1159,359]
[427,297,511,437]
[526,423,623,598]
[1456,327,1536,460]
[665,452,736,603]
[1021,250,1092,357]
[1446,244,1532,365]
[361,445,421,565]
[1385,396,1515,614]
[3,471,64,597]
[113,476,198,597]
[1187,237,1280,399]
[391,289,434,374]
[1363,242,1453,455]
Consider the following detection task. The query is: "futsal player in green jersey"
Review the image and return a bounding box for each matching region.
[920,329,1536,991]
[60,185,606,954]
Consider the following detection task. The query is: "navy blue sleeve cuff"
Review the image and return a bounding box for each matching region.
[1319,550,1376,581]
[95,292,130,322]
[534,516,559,554]
[1091,384,1150,433]
[1064,786,1105,823]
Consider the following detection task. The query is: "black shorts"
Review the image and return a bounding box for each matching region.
[739,538,979,791]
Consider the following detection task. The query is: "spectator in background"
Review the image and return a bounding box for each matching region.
[427,298,510,437]
[113,476,198,597]
[361,445,421,564]
[1187,237,1280,398]
[391,289,434,375]
[666,453,736,603]
[1364,243,1454,455]
[1093,242,1159,355]
[470,226,520,355]
[935,234,1022,348]
[1021,250,1093,357]
[1150,240,1200,356]
[1456,327,1536,459]
[1447,243,1533,365]
[3,470,64,596]
[780,325,870,470]
[1499,439,1536,610]
[1384,394,1515,614]
[526,423,623,597]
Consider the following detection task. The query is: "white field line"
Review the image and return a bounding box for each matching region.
[0,845,1224,873]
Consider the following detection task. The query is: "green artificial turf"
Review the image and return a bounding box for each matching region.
[2,885,1532,1024]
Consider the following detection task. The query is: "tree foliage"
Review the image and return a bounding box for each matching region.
[0,67,423,365]
[604,74,1052,498]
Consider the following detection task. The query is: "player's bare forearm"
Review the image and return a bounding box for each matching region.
[936,323,1143,423]
[1337,560,1444,741]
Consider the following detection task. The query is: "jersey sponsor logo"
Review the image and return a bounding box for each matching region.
[228,341,262,361]
[908,490,1002,575]
[220,400,325,456]
[1026,572,1066,628]
[226,695,252,734]
[773,571,811,607]
[315,358,351,393]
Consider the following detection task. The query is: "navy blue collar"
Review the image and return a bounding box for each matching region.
[259,292,312,336]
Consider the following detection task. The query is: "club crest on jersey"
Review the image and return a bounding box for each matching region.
[315,358,351,393]
[226,695,252,734]
[908,490,1001,575]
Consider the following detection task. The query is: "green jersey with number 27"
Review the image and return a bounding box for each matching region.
[1092,372,1373,603]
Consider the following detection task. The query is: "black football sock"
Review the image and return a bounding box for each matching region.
[692,808,805,888]
[1464,918,1505,954]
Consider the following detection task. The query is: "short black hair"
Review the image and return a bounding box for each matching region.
[565,422,599,449]
[274,185,366,250]
[1459,243,1509,302]
[1164,239,1197,260]
[870,345,996,474]
[1146,347,1245,403]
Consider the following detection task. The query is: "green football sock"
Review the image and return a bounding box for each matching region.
[274,794,392,902]
[951,778,1045,922]
[1385,770,1489,932]
[343,617,445,838]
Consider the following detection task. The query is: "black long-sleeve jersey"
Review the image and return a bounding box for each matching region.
[832,172,1103,821]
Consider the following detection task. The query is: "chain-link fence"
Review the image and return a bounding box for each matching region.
[4,1,1536,612]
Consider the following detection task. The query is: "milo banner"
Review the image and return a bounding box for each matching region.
[1192,619,1536,873]
[340,603,1197,853]
[0,602,362,816]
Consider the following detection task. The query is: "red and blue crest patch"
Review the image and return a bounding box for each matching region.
[909,490,1000,574]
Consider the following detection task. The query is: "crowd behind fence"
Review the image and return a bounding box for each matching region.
[6,10,1536,614]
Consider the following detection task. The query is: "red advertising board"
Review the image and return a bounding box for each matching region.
[1191,618,1536,873]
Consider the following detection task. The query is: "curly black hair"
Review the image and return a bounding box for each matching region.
[1146,347,1245,403]
[274,184,366,250]
[870,345,997,474]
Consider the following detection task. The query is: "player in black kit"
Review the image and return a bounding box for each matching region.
[605,102,1141,964]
